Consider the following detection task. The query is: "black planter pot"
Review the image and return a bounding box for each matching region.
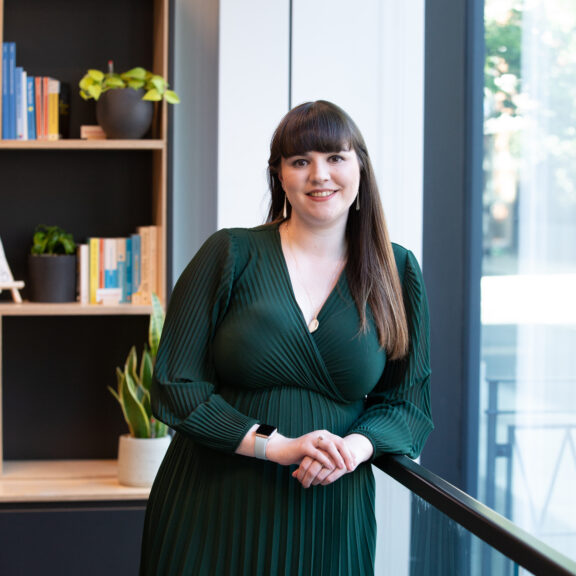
[96,88,154,139]
[28,254,77,303]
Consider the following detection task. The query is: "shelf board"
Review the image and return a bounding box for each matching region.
[0,460,150,503]
[0,139,164,151]
[0,302,152,316]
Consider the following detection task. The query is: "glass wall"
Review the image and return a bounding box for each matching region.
[479,0,576,562]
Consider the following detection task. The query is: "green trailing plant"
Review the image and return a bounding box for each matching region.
[79,64,180,104]
[109,293,169,438]
[30,225,76,255]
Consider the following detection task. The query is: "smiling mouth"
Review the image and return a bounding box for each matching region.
[307,190,337,198]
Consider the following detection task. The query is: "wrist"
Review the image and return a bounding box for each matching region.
[263,432,289,463]
[254,424,278,460]
[344,433,374,464]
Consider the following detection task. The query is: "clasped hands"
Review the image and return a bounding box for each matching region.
[266,430,373,489]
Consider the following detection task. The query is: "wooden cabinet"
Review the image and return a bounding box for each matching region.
[0,0,172,503]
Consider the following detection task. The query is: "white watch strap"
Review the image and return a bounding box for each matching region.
[254,434,269,460]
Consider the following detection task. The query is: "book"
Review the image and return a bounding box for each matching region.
[15,67,28,140]
[148,225,158,296]
[88,237,100,304]
[135,226,151,305]
[80,125,107,140]
[117,237,133,304]
[2,43,9,139]
[47,78,60,140]
[42,76,50,140]
[34,76,44,140]
[77,243,89,304]
[130,233,142,304]
[3,42,17,139]
[26,76,36,139]
[103,237,119,289]
[124,236,133,303]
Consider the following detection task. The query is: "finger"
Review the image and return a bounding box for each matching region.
[309,443,337,470]
[321,466,348,486]
[292,456,315,483]
[311,465,333,486]
[317,435,354,471]
[299,460,325,488]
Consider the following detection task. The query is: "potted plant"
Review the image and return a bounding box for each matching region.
[28,225,77,302]
[79,63,180,139]
[109,293,171,487]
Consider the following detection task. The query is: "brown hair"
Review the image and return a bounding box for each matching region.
[266,101,409,359]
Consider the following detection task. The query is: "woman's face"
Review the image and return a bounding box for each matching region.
[279,149,360,229]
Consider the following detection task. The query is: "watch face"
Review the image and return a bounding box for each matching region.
[256,424,276,437]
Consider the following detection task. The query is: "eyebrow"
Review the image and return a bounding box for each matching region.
[285,149,351,158]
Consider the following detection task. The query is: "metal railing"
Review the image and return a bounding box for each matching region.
[374,455,576,576]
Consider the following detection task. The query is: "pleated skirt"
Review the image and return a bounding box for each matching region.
[140,388,377,575]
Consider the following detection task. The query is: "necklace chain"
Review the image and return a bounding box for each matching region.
[285,223,346,333]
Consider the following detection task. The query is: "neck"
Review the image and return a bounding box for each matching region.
[283,216,347,261]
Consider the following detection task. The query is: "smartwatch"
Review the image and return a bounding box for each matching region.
[254,424,277,460]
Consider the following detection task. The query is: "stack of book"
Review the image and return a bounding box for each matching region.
[2,41,67,141]
[77,225,159,306]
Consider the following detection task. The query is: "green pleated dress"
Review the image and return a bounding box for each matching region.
[140,223,433,576]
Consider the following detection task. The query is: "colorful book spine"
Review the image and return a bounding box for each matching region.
[136,227,151,305]
[3,42,17,139]
[47,78,60,140]
[15,67,28,140]
[26,76,36,140]
[42,76,49,141]
[124,236,133,303]
[103,238,118,289]
[130,233,142,304]
[148,225,158,296]
[88,237,100,304]
[34,76,44,140]
[77,243,89,304]
[2,43,9,139]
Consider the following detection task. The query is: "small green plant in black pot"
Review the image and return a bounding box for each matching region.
[79,63,179,139]
[28,225,77,302]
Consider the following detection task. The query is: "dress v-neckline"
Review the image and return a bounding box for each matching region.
[273,224,345,335]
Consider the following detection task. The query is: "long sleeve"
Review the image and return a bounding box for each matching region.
[151,229,258,452]
[347,248,433,459]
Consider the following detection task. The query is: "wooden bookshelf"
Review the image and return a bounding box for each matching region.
[0,0,171,503]
[0,302,153,316]
[0,139,165,150]
[0,460,149,503]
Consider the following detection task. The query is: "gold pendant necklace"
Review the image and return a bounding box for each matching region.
[285,224,345,333]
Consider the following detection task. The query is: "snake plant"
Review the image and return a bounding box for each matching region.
[109,293,169,438]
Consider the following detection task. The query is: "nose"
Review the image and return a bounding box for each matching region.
[309,159,330,183]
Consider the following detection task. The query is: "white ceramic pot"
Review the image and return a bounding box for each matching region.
[117,434,172,487]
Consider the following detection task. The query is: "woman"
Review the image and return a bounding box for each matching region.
[140,101,433,575]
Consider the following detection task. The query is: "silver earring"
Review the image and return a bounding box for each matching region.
[283,195,288,219]
[355,192,360,211]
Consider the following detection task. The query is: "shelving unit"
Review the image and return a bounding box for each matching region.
[0,0,172,504]
[0,139,165,150]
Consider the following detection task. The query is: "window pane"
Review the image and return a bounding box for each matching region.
[480,0,576,562]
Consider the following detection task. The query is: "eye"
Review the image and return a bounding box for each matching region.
[328,154,344,163]
[291,158,309,167]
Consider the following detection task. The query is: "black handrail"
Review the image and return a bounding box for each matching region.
[374,455,576,576]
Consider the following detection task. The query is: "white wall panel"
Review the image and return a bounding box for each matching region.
[217,0,291,229]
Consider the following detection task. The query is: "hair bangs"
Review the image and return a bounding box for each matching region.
[276,103,354,158]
